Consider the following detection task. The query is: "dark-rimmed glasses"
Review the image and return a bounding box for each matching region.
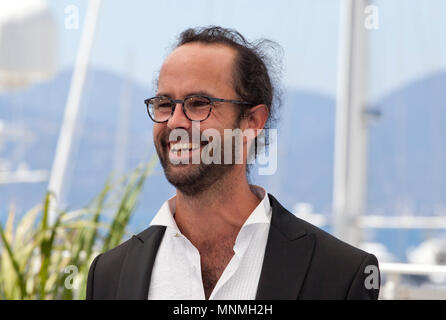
[144,95,254,123]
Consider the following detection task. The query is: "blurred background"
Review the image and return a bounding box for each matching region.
[1,0,446,299]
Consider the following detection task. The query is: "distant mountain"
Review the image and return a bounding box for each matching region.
[367,72,446,216]
[1,68,445,235]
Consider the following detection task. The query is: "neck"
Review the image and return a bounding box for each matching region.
[173,166,261,245]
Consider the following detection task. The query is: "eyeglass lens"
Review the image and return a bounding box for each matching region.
[147,96,212,122]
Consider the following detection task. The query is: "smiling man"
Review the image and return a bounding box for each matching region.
[86,26,380,300]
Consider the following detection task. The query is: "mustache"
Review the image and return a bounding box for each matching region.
[158,128,212,146]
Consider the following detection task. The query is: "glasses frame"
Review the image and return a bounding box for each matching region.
[144,94,254,123]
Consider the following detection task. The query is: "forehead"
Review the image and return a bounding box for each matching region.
[157,43,237,96]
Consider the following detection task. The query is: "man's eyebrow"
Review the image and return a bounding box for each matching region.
[155,91,214,98]
[187,91,214,97]
[155,92,171,98]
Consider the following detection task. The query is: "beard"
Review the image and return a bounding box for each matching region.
[159,157,234,196]
[155,122,240,196]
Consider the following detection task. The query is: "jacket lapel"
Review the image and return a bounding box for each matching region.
[116,225,166,299]
[256,194,316,300]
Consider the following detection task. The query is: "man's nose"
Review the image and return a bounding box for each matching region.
[167,103,191,130]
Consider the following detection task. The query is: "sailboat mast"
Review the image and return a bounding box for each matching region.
[333,0,369,246]
[47,0,101,222]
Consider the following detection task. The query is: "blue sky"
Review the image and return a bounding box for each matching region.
[47,0,446,102]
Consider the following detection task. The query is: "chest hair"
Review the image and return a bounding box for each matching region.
[198,239,235,299]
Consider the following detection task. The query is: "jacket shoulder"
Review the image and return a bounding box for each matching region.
[268,194,380,299]
[86,226,162,299]
[294,213,370,261]
[268,193,370,259]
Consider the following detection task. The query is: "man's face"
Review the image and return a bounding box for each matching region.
[153,43,243,195]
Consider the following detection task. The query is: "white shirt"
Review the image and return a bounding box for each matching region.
[147,185,272,300]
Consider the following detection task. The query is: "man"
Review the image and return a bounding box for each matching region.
[86,26,380,300]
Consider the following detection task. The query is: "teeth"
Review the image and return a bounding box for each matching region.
[170,142,200,152]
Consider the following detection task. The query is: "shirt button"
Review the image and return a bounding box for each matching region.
[174,232,181,238]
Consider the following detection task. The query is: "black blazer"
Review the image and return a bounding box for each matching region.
[86,194,380,300]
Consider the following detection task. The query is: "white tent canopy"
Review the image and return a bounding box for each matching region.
[0,0,56,89]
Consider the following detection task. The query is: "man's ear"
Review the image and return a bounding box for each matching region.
[242,104,269,134]
[239,104,268,163]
